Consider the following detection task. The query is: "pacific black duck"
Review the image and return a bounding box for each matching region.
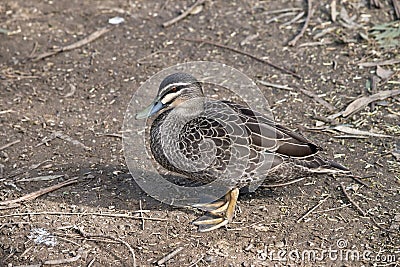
[136,72,350,232]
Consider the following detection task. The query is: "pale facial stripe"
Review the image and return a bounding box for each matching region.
[161,91,182,104]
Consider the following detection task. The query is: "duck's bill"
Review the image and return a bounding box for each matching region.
[135,100,164,119]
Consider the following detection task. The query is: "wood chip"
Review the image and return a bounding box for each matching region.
[342,89,400,117]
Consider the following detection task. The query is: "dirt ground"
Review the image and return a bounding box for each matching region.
[1,0,399,266]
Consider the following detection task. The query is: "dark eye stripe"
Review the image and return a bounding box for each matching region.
[160,85,185,99]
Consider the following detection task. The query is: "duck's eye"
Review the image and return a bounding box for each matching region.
[171,87,177,92]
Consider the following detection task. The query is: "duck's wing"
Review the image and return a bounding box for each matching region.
[222,101,349,172]
[222,101,318,156]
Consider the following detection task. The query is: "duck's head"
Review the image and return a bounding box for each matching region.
[136,72,204,119]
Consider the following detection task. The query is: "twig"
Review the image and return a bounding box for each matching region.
[296,87,336,112]
[331,0,337,22]
[340,183,366,217]
[266,12,298,24]
[87,257,96,267]
[19,245,34,258]
[393,0,400,19]
[137,50,175,63]
[370,217,397,234]
[298,40,335,47]
[139,199,145,230]
[96,133,123,139]
[281,11,305,26]
[288,0,313,46]
[31,27,112,61]
[297,195,330,223]
[370,0,383,8]
[349,175,370,187]
[228,220,280,231]
[37,131,91,150]
[357,59,400,67]
[162,0,205,27]
[16,174,64,183]
[160,0,171,10]
[0,139,21,151]
[57,232,120,244]
[0,221,30,230]
[8,160,52,180]
[262,7,303,15]
[261,177,305,188]
[44,254,81,265]
[181,38,302,79]
[0,211,167,221]
[0,204,20,210]
[0,177,79,206]
[76,227,136,267]
[257,80,293,91]
[0,109,15,115]
[313,204,351,214]
[187,254,205,267]
[157,247,184,266]
[340,184,397,234]
[28,42,38,58]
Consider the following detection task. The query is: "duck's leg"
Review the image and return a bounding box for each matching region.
[192,188,239,232]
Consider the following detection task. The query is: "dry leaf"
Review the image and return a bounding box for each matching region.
[332,125,392,138]
[376,65,394,80]
[342,89,400,117]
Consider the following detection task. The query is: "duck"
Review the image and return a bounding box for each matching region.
[136,72,350,232]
